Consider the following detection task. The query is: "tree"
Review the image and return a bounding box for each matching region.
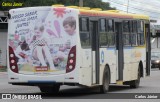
[101,2,116,10]
[0,0,115,11]
[0,0,57,10]
[24,0,57,7]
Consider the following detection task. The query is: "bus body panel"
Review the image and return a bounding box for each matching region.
[7,6,151,89]
[8,7,80,84]
[79,49,92,86]
[99,48,117,84]
[123,48,146,81]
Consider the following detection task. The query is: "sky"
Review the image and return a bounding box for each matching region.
[103,0,160,20]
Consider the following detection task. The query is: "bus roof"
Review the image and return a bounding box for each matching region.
[79,9,149,20]
[9,6,149,20]
[66,6,149,20]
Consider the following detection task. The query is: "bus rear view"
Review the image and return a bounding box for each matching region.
[8,6,151,94]
[8,6,79,93]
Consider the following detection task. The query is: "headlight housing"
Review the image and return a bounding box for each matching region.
[155,60,160,63]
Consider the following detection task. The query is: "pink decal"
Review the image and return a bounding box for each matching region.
[9,40,16,50]
[14,34,19,40]
[53,8,66,18]
[54,20,61,37]
[46,29,57,37]
[9,40,14,46]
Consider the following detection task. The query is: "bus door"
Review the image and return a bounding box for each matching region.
[90,19,99,84]
[145,23,151,76]
[115,22,124,81]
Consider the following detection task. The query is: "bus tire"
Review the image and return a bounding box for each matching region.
[130,66,140,88]
[39,84,60,93]
[100,66,110,94]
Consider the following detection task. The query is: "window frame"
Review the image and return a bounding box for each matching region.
[137,20,144,33]
[137,20,145,46]
[79,17,91,48]
[123,20,130,33]
[130,20,138,46]
[107,32,116,47]
[107,19,114,32]
[99,18,108,47]
[123,20,131,46]
[106,19,115,47]
[123,34,131,46]
[99,18,107,32]
[130,33,137,46]
[79,17,89,32]
[132,20,137,33]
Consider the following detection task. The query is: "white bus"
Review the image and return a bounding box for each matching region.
[7,6,151,93]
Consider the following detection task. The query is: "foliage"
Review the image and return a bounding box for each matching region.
[0,0,115,11]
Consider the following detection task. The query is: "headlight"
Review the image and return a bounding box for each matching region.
[156,60,160,63]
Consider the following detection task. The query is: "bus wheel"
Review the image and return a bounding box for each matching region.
[130,67,140,88]
[39,84,60,93]
[100,66,110,93]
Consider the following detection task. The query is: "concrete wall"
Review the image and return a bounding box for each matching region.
[0,30,7,66]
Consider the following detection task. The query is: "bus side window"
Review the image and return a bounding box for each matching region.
[137,33,145,45]
[99,18,108,47]
[107,19,115,47]
[137,20,145,46]
[100,18,106,32]
[123,34,130,46]
[108,19,114,32]
[131,34,137,46]
[133,21,137,32]
[123,20,131,46]
[79,17,91,48]
[130,20,137,46]
[123,20,129,32]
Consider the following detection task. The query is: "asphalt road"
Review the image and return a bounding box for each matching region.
[0,68,160,101]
